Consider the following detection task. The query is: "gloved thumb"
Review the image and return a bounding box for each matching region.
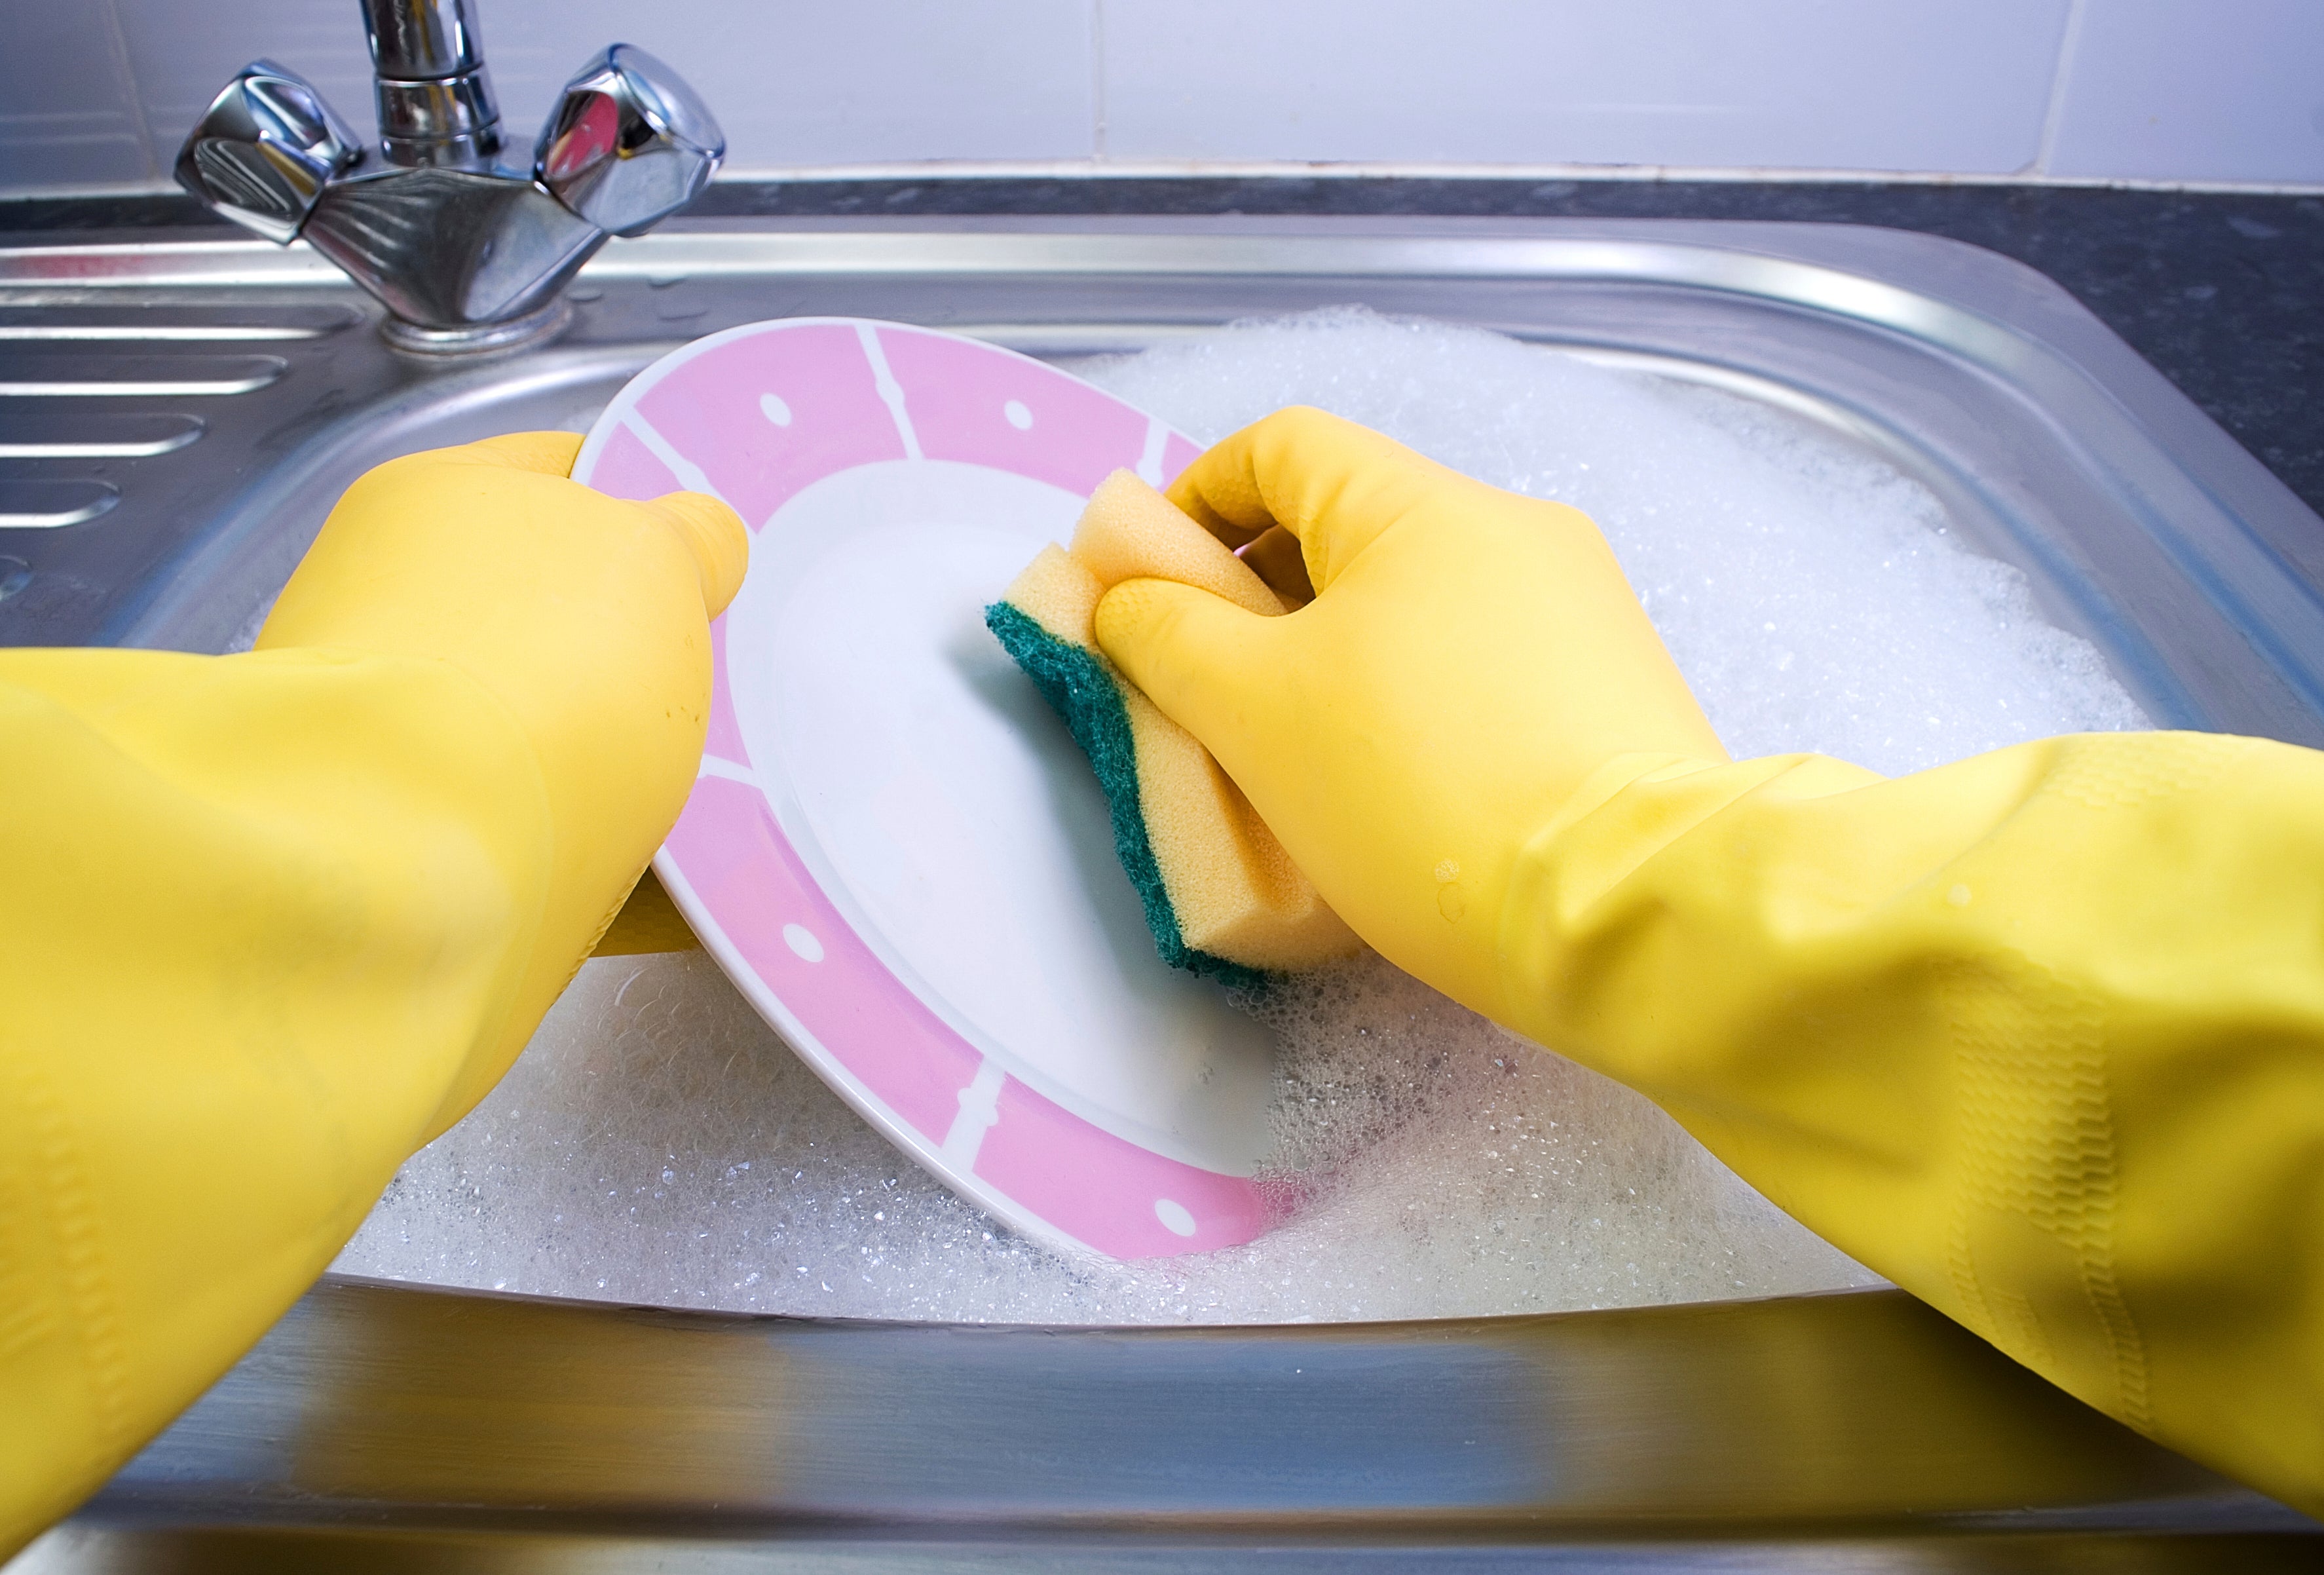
[1094,575,1282,756]
[637,491,748,618]
[444,432,747,617]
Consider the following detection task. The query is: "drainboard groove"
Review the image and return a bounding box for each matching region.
[0,303,361,341]
[0,411,205,458]
[0,353,288,397]
[0,325,320,341]
[0,479,121,529]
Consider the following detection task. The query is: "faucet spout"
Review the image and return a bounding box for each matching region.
[360,0,502,170]
[362,0,484,77]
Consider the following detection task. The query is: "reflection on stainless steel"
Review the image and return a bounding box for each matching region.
[22,1277,2314,1572]
[172,1,722,349]
[16,1527,2321,1574]
[3,218,2321,1566]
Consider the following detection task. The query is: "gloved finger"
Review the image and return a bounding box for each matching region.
[1165,406,1456,593]
[443,434,745,615]
[459,430,587,476]
[637,491,749,618]
[1094,575,1279,750]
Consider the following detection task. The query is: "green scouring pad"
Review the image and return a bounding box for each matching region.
[984,470,1360,983]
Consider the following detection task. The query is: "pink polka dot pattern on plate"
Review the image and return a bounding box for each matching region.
[634,322,907,529]
[665,775,979,1148]
[572,317,1256,1261]
[876,323,1162,499]
[973,1074,1273,1257]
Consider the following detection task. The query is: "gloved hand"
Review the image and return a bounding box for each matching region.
[1096,404,1729,1013]
[1096,406,2324,1516]
[0,433,743,1552]
[253,431,747,1121]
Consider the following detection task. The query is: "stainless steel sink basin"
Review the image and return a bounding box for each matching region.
[6,217,2322,1570]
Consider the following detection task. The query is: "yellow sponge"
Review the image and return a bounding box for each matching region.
[986,470,1359,982]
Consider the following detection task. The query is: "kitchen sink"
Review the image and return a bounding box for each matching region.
[6,216,2321,1570]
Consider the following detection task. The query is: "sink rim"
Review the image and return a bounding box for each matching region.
[10,216,2322,740]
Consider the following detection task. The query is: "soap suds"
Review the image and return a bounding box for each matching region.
[335,308,2148,1322]
[1082,307,2146,771]
[337,948,1872,1320]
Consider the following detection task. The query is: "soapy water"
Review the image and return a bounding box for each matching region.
[334,308,2148,1321]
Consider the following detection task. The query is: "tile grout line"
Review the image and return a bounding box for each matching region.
[688,159,2324,195]
[2033,0,2091,180]
[96,0,164,187]
[14,162,2324,202]
[1091,1,1110,163]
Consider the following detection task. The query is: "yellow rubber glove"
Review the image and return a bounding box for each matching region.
[1096,406,2324,1515]
[0,432,745,1554]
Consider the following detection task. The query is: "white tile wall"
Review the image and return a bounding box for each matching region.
[115,0,381,172]
[0,3,155,191]
[2044,0,2324,185]
[1100,0,2071,173]
[3,0,2318,197]
[458,1,1096,168]
[107,0,1095,175]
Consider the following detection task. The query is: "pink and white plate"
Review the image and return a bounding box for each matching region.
[575,317,1274,1260]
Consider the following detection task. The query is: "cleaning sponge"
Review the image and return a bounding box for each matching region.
[986,470,1359,983]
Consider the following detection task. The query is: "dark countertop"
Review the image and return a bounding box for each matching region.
[7,177,2320,519]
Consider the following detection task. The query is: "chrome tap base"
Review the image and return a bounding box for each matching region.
[174,3,722,354]
[377,295,571,356]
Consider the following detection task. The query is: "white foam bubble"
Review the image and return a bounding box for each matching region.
[334,308,2148,1322]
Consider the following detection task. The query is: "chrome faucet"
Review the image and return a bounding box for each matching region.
[176,1,723,352]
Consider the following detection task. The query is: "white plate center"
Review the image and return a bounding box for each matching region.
[725,459,1276,1172]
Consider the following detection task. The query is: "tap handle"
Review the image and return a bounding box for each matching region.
[174,61,364,245]
[536,45,725,238]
